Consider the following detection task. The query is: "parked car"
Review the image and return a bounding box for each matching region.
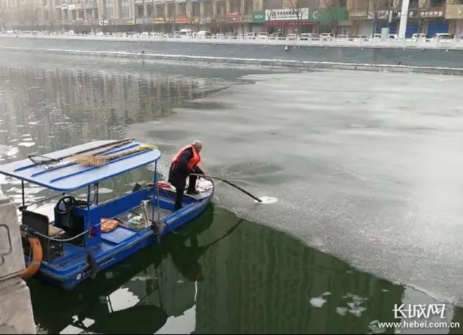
[300,33,318,40]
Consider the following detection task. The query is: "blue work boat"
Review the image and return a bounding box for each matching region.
[0,139,214,290]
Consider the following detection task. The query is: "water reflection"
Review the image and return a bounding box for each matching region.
[29,206,414,334]
[30,206,218,334]
[0,63,221,206]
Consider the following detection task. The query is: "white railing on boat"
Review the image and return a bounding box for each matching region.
[2,33,463,50]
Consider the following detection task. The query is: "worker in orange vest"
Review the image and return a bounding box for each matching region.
[168,141,205,211]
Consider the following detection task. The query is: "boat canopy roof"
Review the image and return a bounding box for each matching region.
[0,140,161,192]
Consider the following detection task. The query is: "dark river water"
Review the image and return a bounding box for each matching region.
[1,51,463,334]
[2,36,463,68]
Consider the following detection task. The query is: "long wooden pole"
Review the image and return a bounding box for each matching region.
[191,173,262,202]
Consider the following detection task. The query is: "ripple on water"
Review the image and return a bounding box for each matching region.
[98,187,114,194]
[256,196,278,204]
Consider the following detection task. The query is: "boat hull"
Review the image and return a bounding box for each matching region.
[25,187,214,291]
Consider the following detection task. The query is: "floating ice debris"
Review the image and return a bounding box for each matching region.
[98,187,113,194]
[322,292,331,296]
[0,145,19,157]
[348,305,367,317]
[21,133,32,137]
[336,307,348,316]
[352,294,368,305]
[309,297,327,308]
[146,163,156,171]
[132,275,158,281]
[382,289,389,292]
[177,279,185,284]
[18,141,36,147]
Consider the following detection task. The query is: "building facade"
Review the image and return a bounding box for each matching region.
[347,0,450,38]
[9,0,264,33]
[5,0,459,37]
[445,0,463,38]
[5,0,348,34]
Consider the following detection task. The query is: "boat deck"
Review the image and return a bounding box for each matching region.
[23,179,214,272]
[113,201,171,231]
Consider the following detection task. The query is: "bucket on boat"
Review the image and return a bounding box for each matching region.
[128,215,144,226]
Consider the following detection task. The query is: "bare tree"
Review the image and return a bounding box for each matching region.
[285,0,305,35]
[210,14,217,33]
[47,16,56,32]
[16,7,36,28]
[322,0,342,35]
[368,0,393,37]
[185,2,200,32]
[0,4,10,31]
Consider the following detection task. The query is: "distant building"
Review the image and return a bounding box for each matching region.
[7,0,350,36]
[347,0,450,38]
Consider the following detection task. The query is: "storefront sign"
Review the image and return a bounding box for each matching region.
[175,16,190,24]
[308,7,347,22]
[153,17,165,24]
[266,21,314,27]
[367,10,389,20]
[200,17,211,23]
[391,10,417,19]
[226,12,240,22]
[420,7,444,18]
[265,8,309,21]
[68,4,75,10]
[252,10,265,24]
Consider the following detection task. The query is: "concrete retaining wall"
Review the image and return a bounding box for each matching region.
[1,46,463,76]
[0,193,36,334]
[3,34,463,51]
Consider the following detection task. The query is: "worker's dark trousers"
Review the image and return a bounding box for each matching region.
[169,174,198,211]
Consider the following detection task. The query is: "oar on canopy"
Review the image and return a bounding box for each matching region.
[74,145,158,167]
[28,138,134,167]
